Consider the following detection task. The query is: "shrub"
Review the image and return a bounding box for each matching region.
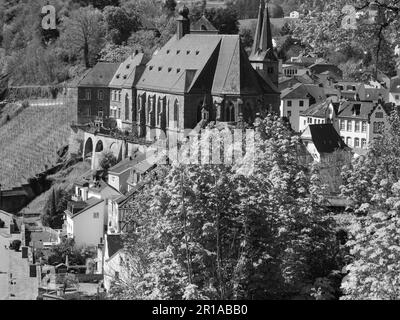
[10,240,21,251]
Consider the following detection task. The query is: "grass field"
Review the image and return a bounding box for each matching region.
[0,102,75,189]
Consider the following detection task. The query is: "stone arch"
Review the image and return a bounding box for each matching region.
[84,137,93,159]
[95,140,104,153]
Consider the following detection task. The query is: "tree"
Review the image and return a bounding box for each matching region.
[58,6,106,67]
[340,108,400,299]
[42,188,71,229]
[109,115,341,300]
[99,151,117,171]
[164,0,177,15]
[341,203,400,299]
[103,5,141,45]
[47,238,96,266]
[190,6,240,34]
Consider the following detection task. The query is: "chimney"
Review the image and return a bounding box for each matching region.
[177,5,190,40]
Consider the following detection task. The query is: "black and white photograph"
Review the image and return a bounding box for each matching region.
[0,0,399,305]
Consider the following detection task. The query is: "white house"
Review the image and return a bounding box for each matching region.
[65,198,106,248]
[108,152,146,194]
[64,178,122,248]
[280,83,325,132]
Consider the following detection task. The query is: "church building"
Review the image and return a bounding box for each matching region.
[134,5,280,140]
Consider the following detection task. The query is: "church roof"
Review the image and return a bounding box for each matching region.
[78,62,120,88]
[109,53,147,89]
[136,34,278,96]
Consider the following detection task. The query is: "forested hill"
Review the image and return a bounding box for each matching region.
[0,0,241,87]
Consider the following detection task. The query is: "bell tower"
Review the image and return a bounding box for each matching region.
[249,0,279,88]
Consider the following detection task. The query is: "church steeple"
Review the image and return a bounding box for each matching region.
[249,0,279,88]
[251,0,264,56]
[260,3,274,53]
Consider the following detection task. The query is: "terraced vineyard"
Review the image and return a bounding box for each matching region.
[0,101,75,189]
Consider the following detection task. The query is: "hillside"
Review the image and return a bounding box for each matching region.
[0,102,75,189]
[20,160,91,216]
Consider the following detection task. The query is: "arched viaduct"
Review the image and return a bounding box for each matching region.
[83,132,149,170]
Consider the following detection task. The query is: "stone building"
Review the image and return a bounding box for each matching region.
[77,62,120,125]
[134,5,280,141]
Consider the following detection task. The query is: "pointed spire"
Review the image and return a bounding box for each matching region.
[251,0,265,56]
[260,1,273,52]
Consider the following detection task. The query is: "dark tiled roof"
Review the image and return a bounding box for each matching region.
[281,83,306,99]
[301,100,332,117]
[337,101,376,120]
[72,198,103,218]
[78,62,120,87]
[107,234,123,258]
[108,152,146,175]
[281,83,325,101]
[109,53,147,89]
[137,34,279,95]
[364,87,388,101]
[307,124,349,153]
[117,182,146,206]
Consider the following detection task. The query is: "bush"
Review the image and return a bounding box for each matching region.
[99,151,117,171]
[10,240,21,251]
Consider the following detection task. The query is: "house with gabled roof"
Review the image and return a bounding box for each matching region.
[77,62,121,125]
[64,176,122,248]
[135,5,280,141]
[280,83,325,132]
[337,101,391,153]
[299,99,340,133]
[107,151,146,194]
